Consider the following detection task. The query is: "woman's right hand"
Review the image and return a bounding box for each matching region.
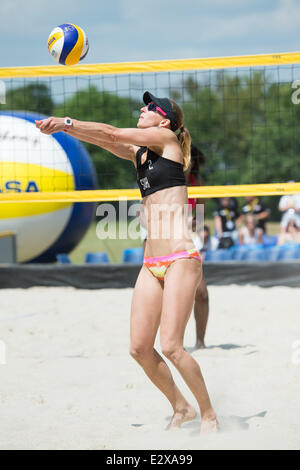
[35,117,65,135]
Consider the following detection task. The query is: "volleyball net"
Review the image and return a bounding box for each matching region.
[1,51,300,204]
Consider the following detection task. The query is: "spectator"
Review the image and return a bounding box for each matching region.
[191,221,218,253]
[277,216,300,245]
[213,197,240,249]
[239,214,263,245]
[185,144,206,230]
[278,185,300,234]
[241,196,270,233]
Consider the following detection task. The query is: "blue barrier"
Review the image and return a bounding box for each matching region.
[203,251,212,261]
[231,246,250,261]
[204,243,300,262]
[242,249,267,262]
[278,247,300,261]
[122,248,144,264]
[264,244,300,261]
[56,253,72,264]
[262,235,278,247]
[205,249,233,262]
[85,252,110,264]
[265,246,281,261]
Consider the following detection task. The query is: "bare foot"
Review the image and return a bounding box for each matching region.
[200,417,219,434]
[168,405,197,429]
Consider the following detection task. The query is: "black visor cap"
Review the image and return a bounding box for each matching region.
[143,91,178,131]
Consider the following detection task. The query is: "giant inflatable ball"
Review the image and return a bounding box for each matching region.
[0,112,98,263]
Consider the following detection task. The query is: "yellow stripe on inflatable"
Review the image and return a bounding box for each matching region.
[47,31,64,53]
[1,51,300,78]
[0,201,72,219]
[0,162,74,218]
[65,24,84,66]
[0,182,300,203]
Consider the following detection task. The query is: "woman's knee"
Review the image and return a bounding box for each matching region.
[129,344,153,363]
[161,340,185,365]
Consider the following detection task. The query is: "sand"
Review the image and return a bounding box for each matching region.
[0,285,299,450]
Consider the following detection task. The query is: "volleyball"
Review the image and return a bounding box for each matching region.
[47,23,89,66]
[0,111,97,262]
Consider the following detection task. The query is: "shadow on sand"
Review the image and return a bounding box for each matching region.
[133,411,267,433]
[186,343,256,353]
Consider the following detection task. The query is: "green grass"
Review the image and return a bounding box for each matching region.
[69,221,143,264]
[69,220,281,264]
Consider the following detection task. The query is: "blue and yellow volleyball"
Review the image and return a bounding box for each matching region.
[47,24,89,65]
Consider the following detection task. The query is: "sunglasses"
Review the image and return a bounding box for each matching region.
[147,102,167,117]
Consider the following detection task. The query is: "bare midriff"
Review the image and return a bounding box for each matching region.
[140,185,195,257]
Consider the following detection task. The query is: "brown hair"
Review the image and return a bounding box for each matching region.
[169,99,191,171]
[245,214,257,225]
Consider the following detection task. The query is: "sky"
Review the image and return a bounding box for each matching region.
[1,0,300,67]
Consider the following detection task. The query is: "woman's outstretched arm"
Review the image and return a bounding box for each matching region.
[35,117,137,162]
[35,116,175,148]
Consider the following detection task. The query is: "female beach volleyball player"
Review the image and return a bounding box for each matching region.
[35,92,218,433]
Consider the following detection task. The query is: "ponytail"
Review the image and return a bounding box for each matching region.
[169,99,191,171]
[177,126,191,171]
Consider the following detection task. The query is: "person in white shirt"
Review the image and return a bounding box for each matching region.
[277,216,300,245]
[239,214,263,245]
[278,184,300,233]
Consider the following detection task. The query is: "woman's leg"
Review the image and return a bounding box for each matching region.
[160,259,218,433]
[130,265,194,422]
[194,276,209,349]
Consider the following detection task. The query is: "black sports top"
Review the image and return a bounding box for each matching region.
[136,146,186,198]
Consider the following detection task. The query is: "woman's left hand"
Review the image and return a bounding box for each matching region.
[35,117,65,135]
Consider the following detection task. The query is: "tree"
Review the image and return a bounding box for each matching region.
[54,86,140,189]
[1,83,54,115]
